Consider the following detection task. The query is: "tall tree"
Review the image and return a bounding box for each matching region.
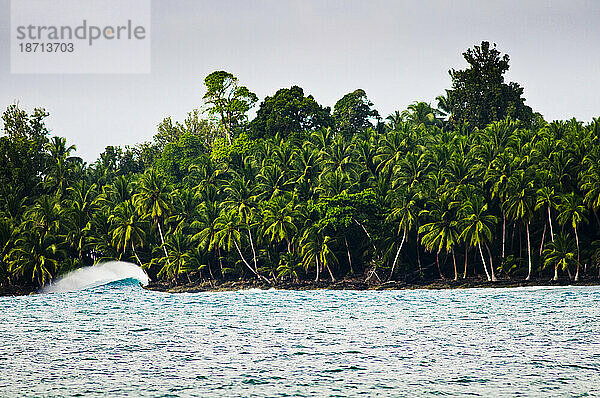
[446,41,534,128]
[333,89,379,137]
[557,193,588,281]
[250,86,333,138]
[203,71,258,144]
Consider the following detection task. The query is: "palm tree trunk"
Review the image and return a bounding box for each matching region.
[247,230,259,273]
[486,243,496,281]
[502,213,506,259]
[463,245,468,279]
[325,259,335,282]
[156,221,170,262]
[345,236,355,276]
[548,206,555,241]
[389,231,406,281]
[526,222,532,281]
[315,257,320,282]
[539,223,546,258]
[354,219,377,254]
[417,230,423,279]
[217,246,224,278]
[574,227,580,282]
[452,248,458,281]
[233,240,270,284]
[208,253,215,281]
[131,242,143,267]
[479,243,491,281]
[436,250,444,280]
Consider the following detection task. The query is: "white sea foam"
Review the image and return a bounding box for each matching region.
[41,261,148,293]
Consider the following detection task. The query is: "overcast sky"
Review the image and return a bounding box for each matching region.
[1,0,599,161]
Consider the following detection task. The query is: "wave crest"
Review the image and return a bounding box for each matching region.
[41,261,149,293]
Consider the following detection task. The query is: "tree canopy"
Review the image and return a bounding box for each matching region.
[446,41,534,128]
[250,86,333,138]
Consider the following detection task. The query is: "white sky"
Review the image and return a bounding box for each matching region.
[1,0,599,161]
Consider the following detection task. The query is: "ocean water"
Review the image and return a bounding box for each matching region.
[1,281,599,397]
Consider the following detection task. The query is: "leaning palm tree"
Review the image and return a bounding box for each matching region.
[557,193,588,281]
[459,196,498,281]
[214,210,269,283]
[386,190,418,280]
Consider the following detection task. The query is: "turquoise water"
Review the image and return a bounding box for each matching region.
[1,281,599,397]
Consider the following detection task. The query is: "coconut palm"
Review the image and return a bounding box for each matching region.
[262,195,298,253]
[543,233,576,280]
[133,169,172,260]
[557,193,588,281]
[386,190,418,280]
[9,231,63,287]
[109,201,146,267]
[459,195,498,281]
[535,186,561,279]
[505,169,536,280]
[300,225,338,282]
[419,198,460,280]
[44,136,80,197]
[214,210,268,282]
[150,231,190,284]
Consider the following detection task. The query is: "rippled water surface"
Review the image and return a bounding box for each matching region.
[1,281,599,397]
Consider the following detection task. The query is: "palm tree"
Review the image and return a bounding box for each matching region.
[535,186,561,279]
[109,201,146,267]
[44,136,80,198]
[320,138,357,180]
[191,202,221,280]
[505,170,536,280]
[419,199,460,280]
[386,111,403,130]
[300,225,337,282]
[277,252,303,283]
[543,233,576,280]
[214,210,268,283]
[386,190,418,280]
[401,101,443,127]
[24,195,62,235]
[150,231,190,284]
[9,231,63,287]
[557,193,588,281]
[459,196,498,281]
[262,195,298,253]
[133,169,172,260]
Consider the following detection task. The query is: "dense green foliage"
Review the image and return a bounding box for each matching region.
[444,41,534,128]
[2,42,600,291]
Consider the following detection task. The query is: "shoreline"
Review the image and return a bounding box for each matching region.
[3,277,599,297]
[143,277,600,294]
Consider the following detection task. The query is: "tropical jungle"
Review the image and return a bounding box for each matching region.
[2,41,600,294]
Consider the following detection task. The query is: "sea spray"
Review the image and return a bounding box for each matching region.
[41,261,148,293]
